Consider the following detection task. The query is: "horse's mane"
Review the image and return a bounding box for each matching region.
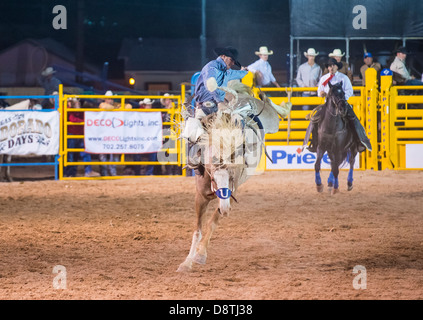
[227,80,253,97]
[197,111,245,169]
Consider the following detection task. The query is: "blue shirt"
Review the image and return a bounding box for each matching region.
[194,57,248,103]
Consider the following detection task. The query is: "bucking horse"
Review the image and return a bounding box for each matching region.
[177,79,291,272]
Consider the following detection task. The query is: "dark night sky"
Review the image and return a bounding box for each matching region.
[0,0,290,71]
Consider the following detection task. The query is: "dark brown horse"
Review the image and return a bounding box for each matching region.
[313,82,358,195]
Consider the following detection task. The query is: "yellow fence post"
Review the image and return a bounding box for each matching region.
[364,68,379,170]
[180,84,187,177]
[58,84,64,179]
[379,72,394,169]
[389,86,400,168]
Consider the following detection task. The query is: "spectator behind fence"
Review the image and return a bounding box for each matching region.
[99,90,120,176]
[42,91,59,109]
[360,52,381,85]
[65,98,100,178]
[123,98,155,175]
[160,93,180,175]
[247,46,280,88]
[134,98,158,175]
[390,46,423,86]
[38,67,61,109]
[323,49,353,83]
[296,48,322,110]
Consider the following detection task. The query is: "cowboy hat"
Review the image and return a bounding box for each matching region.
[214,46,241,68]
[139,98,154,105]
[255,46,274,56]
[160,93,173,104]
[394,46,409,54]
[104,90,114,96]
[328,49,345,57]
[325,57,343,69]
[304,48,319,57]
[41,67,56,77]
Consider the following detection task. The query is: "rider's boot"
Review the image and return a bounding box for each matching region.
[346,106,372,152]
[306,122,318,153]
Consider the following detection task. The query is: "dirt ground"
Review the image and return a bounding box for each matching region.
[0,167,422,300]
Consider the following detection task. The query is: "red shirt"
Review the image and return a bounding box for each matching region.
[67,112,84,135]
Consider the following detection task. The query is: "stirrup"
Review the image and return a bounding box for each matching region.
[307,144,317,153]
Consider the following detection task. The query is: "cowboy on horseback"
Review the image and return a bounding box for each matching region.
[181,46,248,173]
[305,57,372,153]
[194,46,249,117]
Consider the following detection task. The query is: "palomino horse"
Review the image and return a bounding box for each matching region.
[177,79,291,272]
[310,82,358,195]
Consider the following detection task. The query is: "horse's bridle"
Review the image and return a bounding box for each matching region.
[327,95,347,117]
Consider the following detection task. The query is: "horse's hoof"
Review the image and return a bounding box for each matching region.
[331,188,340,195]
[193,253,207,265]
[328,186,333,194]
[316,184,324,193]
[177,263,192,273]
[348,185,353,191]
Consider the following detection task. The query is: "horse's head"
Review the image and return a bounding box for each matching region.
[199,112,245,216]
[327,82,347,114]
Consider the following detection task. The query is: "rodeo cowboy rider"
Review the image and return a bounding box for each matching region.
[182,46,249,172]
[305,57,372,153]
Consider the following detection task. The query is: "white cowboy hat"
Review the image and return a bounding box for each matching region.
[160,93,173,104]
[328,49,345,57]
[139,98,154,105]
[255,46,273,56]
[304,48,319,57]
[104,90,114,96]
[41,67,56,77]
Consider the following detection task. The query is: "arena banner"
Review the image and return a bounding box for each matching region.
[405,144,423,169]
[84,111,163,154]
[0,111,60,155]
[265,145,360,170]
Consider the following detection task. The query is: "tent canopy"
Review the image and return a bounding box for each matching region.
[290,0,423,38]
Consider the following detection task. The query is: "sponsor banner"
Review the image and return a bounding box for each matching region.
[84,111,163,154]
[0,111,60,155]
[266,145,360,170]
[406,144,423,169]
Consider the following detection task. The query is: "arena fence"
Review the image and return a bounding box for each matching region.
[0,95,60,180]
[240,70,373,171]
[1,70,422,181]
[59,85,185,180]
[246,68,423,171]
[382,78,423,170]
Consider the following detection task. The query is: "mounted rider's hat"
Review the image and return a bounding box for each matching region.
[325,57,343,70]
[394,46,409,54]
[214,46,241,68]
